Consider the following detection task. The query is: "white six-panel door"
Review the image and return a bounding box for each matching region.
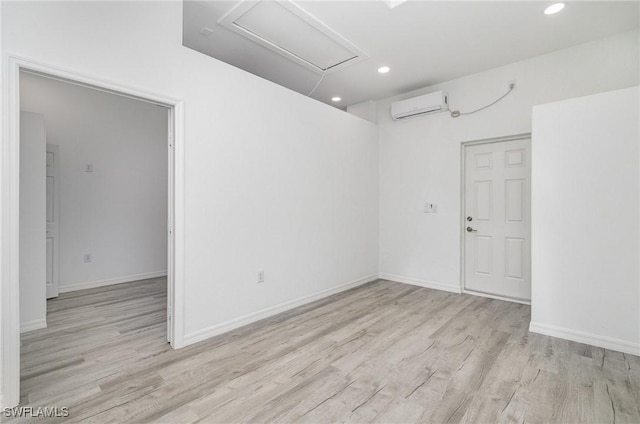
[464,137,531,301]
[46,144,60,299]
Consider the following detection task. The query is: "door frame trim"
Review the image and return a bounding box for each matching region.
[1,54,187,408]
[459,133,531,301]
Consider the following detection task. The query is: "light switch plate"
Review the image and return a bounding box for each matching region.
[424,203,438,213]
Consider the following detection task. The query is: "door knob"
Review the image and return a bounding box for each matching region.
[466,227,477,232]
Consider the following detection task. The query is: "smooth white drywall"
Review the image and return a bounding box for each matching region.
[374,30,639,292]
[346,101,377,123]
[531,87,639,354]
[20,73,169,292]
[2,1,378,342]
[19,112,46,331]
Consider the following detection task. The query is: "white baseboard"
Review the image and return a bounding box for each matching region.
[184,274,379,346]
[529,321,640,356]
[20,318,47,333]
[58,270,167,293]
[378,273,462,294]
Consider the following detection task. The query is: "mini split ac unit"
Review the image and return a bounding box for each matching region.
[390,91,449,120]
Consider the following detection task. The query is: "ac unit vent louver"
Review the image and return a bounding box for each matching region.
[391,91,449,120]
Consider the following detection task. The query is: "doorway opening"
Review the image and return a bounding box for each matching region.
[460,134,532,304]
[2,57,185,408]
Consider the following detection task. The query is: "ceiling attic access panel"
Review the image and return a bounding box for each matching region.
[218,0,368,74]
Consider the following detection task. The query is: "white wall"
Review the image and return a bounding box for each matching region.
[530,87,639,355]
[19,112,46,332]
[346,101,376,123]
[2,1,379,348]
[20,73,169,293]
[375,30,639,293]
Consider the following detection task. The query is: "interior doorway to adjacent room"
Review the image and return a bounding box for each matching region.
[461,134,532,303]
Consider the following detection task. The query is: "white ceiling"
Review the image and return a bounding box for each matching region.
[183,1,640,109]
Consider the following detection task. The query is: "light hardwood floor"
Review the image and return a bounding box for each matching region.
[11,278,640,423]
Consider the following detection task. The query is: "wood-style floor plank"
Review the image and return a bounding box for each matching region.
[8,278,639,423]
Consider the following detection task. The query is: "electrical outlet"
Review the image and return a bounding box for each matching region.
[83,253,92,263]
[257,269,264,283]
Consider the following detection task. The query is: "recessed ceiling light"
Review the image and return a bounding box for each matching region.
[544,3,565,15]
[383,0,408,9]
[378,66,391,74]
[331,96,342,102]
[200,27,214,37]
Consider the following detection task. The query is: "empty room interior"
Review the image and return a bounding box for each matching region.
[0,1,638,423]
